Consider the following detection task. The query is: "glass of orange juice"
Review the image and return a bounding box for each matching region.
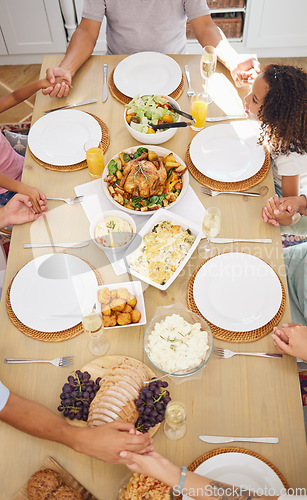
[84,140,105,179]
[190,93,208,132]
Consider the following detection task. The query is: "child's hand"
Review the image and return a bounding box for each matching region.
[119,450,180,487]
[262,195,299,226]
[18,185,47,214]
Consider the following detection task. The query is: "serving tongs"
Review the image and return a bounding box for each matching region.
[149,121,194,130]
[149,101,195,130]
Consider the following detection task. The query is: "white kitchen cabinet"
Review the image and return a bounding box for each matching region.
[0,0,67,64]
[187,0,307,56]
[0,28,7,56]
[244,0,307,57]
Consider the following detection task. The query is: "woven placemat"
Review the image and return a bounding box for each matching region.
[109,68,185,105]
[187,447,289,489]
[186,143,271,190]
[187,256,286,343]
[29,113,110,172]
[6,257,103,343]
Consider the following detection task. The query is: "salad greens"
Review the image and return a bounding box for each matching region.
[125,95,178,134]
[131,192,167,209]
[107,159,118,175]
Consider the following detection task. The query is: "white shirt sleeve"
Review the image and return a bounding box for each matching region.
[0,381,9,411]
[275,152,307,177]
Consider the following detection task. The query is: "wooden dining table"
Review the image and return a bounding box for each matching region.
[0,54,306,499]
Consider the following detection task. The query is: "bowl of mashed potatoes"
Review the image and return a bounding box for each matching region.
[90,210,136,253]
[143,305,213,378]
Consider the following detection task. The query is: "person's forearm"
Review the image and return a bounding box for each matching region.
[59,21,100,78]
[0,174,25,194]
[0,80,45,113]
[215,31,242,71]
[0,393,75,449]
[191,16,240,71]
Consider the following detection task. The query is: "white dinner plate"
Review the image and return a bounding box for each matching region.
[28,110,101,166]
[102,145,189,215]
[193,253,282,332]
[113,52,182,98]
[183,452,284,499]
[189,122,265,182]
[10,254,98,332]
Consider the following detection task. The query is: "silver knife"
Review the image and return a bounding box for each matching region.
[43,99,98,114]
[199,436,278,444]
[24,242,89,249]
[102,64,108,102]
[206,115,246,122]
[209,238,272,244]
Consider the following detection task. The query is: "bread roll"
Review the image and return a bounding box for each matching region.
[27,469,62,500]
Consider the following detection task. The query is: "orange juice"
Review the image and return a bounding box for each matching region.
[190,100,208,130]
[86,146,105,178]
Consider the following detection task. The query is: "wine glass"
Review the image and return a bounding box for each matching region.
[198,206,221,258]
[164,401,187,440]
[84,140,105,179]
[200,46,217,105]
[82,307,109,356]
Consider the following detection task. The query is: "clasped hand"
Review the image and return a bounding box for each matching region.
[42,67,72,98]
[272,323,307,361]
[262,194,301,226]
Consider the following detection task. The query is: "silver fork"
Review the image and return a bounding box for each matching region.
[185,65,195,97]
[202,187,260,197]
[213,348,282,359]
[4,356,74,367]
[46,196,84,205]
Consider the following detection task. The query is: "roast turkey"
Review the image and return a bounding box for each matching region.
[119,152,167,198]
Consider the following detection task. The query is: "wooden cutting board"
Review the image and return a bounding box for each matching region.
[64,355,161,436]
[13,456,97,500]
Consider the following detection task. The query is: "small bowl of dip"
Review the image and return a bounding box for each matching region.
[90,210,136,253]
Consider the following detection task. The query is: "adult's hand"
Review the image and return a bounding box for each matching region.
[43,67,72,98]
[74,421,153,463]
[1,194,46,228]
[231,57,260,87]
[272,324,307,361]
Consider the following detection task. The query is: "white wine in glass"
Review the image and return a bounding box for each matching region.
[200,46,217,104]
[164,401,186,440]
[198,206,221,258]
[82,308,109,356]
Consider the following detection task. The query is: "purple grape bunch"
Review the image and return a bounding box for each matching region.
[58,370,101,422]
[135,379,171,433]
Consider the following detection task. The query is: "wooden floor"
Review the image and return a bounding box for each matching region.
[0,64,40,124]
[0,57,306,125]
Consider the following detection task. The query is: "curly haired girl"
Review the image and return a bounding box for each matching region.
[244,64,307,226]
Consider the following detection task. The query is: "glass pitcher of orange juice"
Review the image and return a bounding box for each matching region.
[190,93,208,131]
[84,140,105,179]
